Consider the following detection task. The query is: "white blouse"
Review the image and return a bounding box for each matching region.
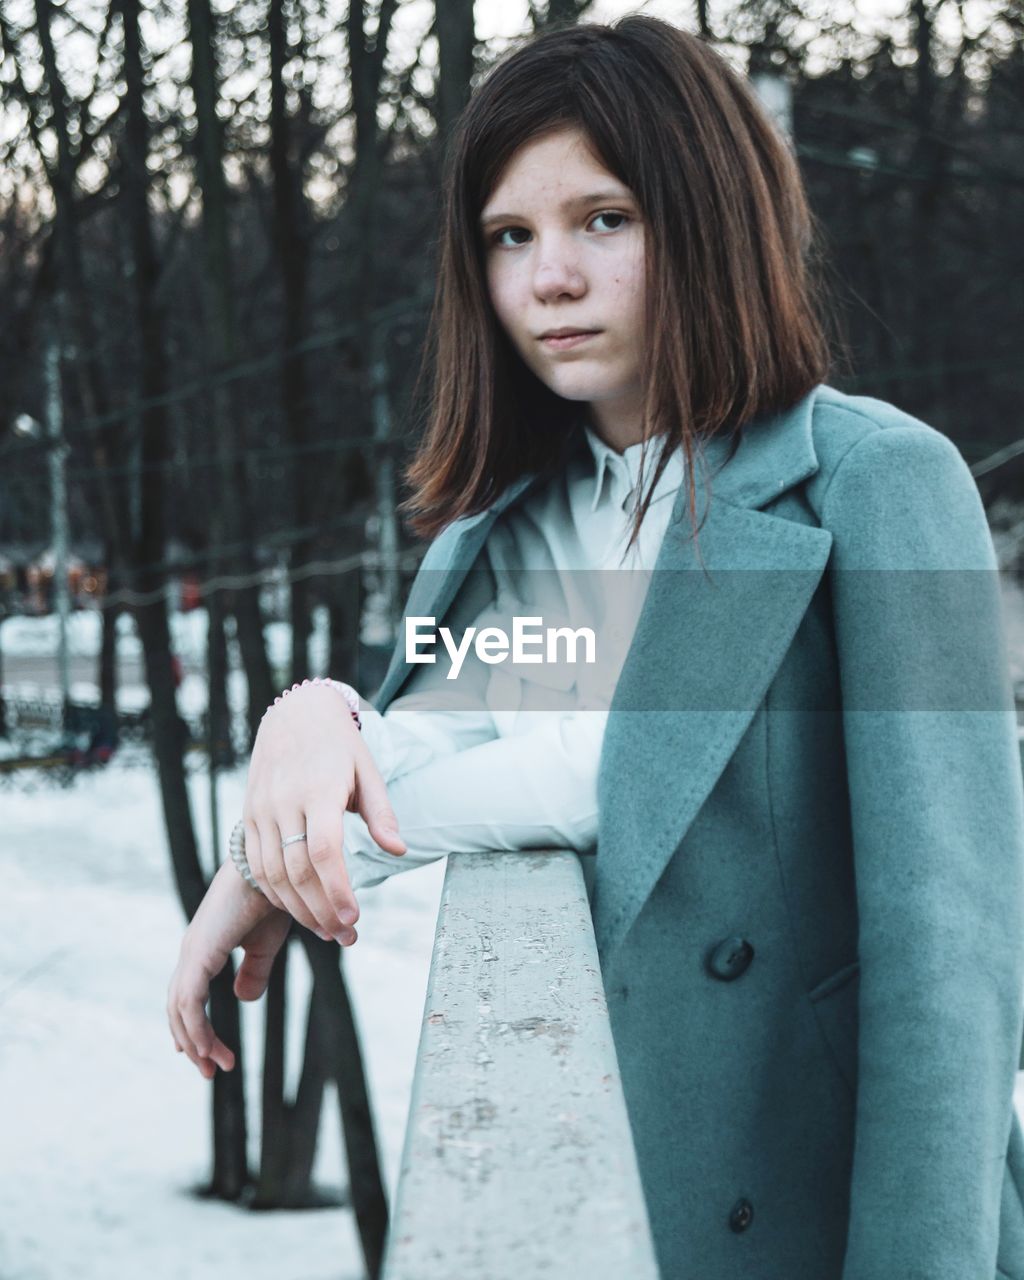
[341,420,687,893]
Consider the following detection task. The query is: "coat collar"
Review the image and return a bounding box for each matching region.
[689,384,820,511]
[374,387,823,708]
[373,386,833,963]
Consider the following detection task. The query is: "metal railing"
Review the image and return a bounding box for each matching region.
[381,849,660,1280]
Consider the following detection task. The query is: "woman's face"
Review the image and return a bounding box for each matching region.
[480,126,647,450]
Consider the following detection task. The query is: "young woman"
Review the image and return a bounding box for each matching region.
[167,17,1024,1278]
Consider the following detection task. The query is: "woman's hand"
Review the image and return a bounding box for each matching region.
[167,860,294,1078]
[242,683,406,942]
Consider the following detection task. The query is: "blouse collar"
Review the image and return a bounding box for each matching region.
[581,423,686,515]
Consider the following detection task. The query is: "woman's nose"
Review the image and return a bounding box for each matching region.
[533,242,586,300]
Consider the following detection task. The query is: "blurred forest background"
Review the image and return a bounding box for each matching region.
[1,2,1022,1270]
[1,0,1022,758]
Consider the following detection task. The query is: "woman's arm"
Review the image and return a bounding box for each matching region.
[357,636,498,784]
[239,576,501,932]
[340,709,605,892]
[822,422,1024,1279]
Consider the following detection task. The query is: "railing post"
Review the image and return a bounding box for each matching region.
[381,849,660,1279]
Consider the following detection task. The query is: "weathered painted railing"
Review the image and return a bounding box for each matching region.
[380,849,660,1280]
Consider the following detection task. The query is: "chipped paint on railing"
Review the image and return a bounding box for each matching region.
[381,850,659,1279]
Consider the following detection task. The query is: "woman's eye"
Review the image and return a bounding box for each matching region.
[590,211,629,232]
[491,226,532,249]
[488,211,631,249]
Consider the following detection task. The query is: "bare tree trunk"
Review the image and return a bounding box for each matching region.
[29,0,127,729]
[253,929,291,1205]
[186,0,274,746]
[282,984,334,1205]
[328,587,362,688]
[268,0,313,685]
[262,2,391,1176]
[434,0,475,143]
[909,0,957,415]
[117,0,249,1198]
[99,570,118,717]
[345,0,400,326]
[302,935,389,1278]
[207,589,233,768]
[0,603,7,736]
[345,0,401,657]
[530,0,595,31]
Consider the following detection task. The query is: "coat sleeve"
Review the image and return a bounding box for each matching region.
[822,422,1024,1278]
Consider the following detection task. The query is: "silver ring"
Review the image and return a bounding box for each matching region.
[281,832,308,848]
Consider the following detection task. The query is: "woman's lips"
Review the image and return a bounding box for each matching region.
[540,331,600,350]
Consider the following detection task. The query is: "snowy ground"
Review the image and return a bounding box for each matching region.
[6,587,1024,1280]
[0,761,445,1280]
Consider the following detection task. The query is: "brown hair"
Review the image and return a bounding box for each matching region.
[400,15,833,549]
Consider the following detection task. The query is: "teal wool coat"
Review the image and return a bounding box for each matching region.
[372,384,1024,1279]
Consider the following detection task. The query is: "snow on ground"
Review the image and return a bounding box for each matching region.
[0,605,329,673]
[0,762,445,1280]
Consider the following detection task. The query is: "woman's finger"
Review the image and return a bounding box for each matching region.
[279,808,354,940]
[257,809,348,942]
[179,987,235,1075]
[352,747,407,856]
[255,811,319,932]
[167,984,201,1063]
[304,800,361,930]
[168,979,223,1076]
[177,988,217,1061]
[243,816,288,914]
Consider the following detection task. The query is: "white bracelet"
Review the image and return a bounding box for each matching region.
[229,819,263,893]
[264,676,362,729]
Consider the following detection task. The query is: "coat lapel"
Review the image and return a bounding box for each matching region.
[592,389,833,960]
[373,473,543,711]
[374,388,834,965]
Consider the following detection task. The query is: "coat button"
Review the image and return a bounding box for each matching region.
[729,1198,754,1233]
[706,936,755,981]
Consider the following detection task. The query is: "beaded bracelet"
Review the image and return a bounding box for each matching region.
[229,819,261,891]
[264,676,362,729]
